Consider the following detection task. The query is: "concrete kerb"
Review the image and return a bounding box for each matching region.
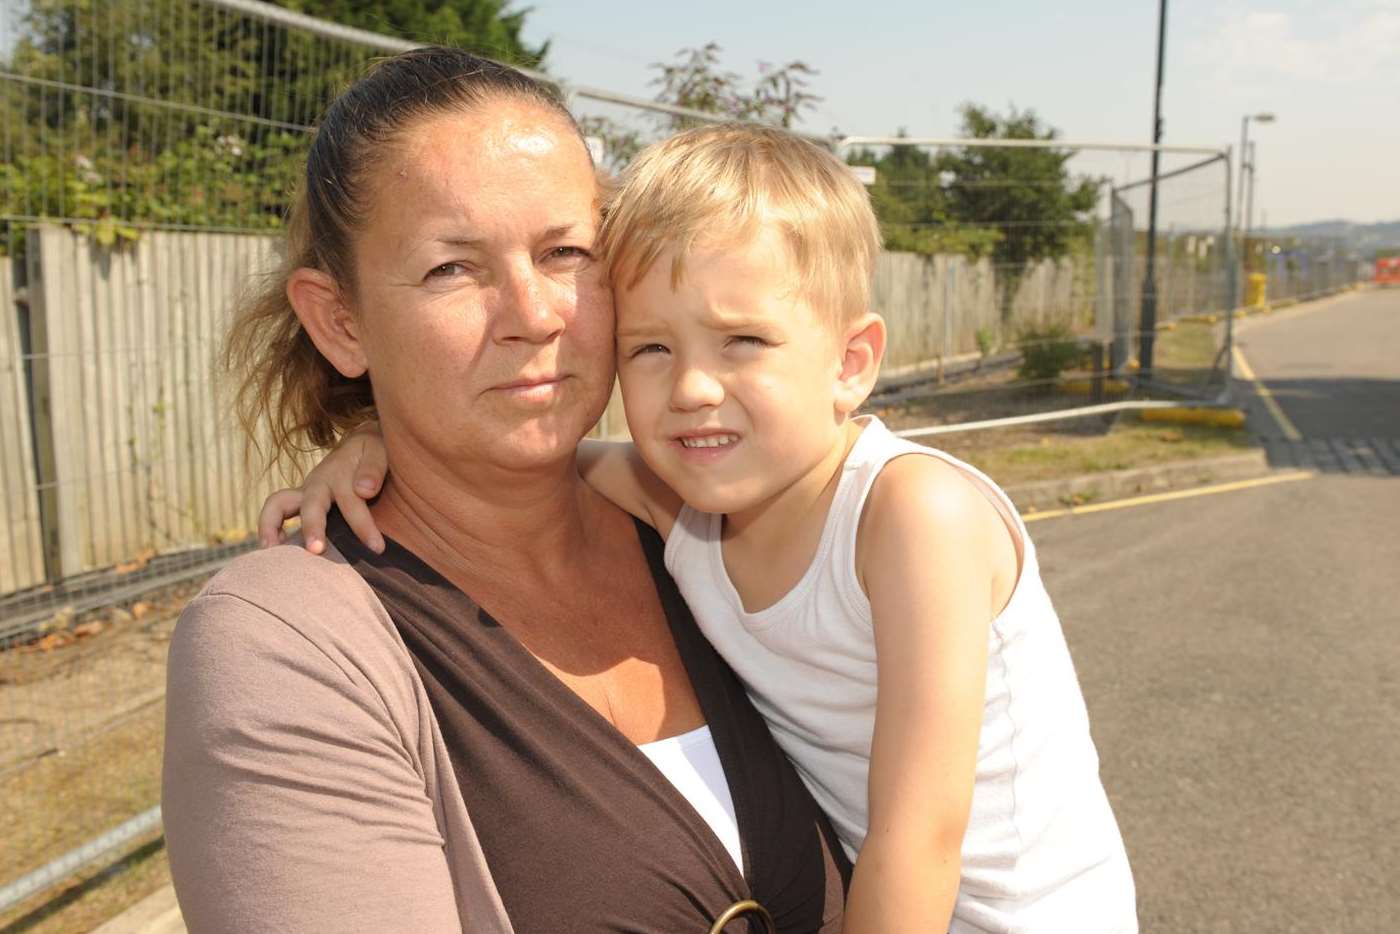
[1004,449,1271,514]
[87,884,183,934]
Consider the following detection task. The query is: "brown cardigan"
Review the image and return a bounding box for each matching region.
[163,542,513,933]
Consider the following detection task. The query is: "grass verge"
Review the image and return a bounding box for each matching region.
[875,392,1256,489]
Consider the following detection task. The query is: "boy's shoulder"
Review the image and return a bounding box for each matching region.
[862,451,998,537]
[854,443,1025,615]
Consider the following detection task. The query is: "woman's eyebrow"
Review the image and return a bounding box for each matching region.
[431,234,485,248]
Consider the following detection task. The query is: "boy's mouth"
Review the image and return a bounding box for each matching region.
[675,431,741,450]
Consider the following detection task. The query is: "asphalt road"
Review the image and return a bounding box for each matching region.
[1034,288,1399,932]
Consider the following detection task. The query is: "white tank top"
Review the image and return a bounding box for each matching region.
[663,415,1137,934]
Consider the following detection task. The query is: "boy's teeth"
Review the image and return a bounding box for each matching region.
[681,434,737,449]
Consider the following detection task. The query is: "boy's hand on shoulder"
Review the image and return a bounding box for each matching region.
[846,454,1014,933]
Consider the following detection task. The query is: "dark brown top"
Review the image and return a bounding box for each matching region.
[328,513,850,933]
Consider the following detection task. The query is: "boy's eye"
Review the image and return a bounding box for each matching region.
[628,343,669,358]
[728,335,770,348]
[546,245,593,262]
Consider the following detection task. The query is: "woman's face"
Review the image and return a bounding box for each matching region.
[346,99,612,475]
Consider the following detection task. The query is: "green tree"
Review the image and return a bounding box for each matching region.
[0,0,548,250]
[848,133,999,257]
[580,43,821,173]
[648,42,821,130]
[278,0,547,66]
[935,104,1099,318]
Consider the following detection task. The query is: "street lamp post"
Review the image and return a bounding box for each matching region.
[1237,112,1275,271]
[1139,0,1169,378]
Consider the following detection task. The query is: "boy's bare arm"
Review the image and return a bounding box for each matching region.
[843,456,1009,934]
[577,439,683,538]
[258,427,684,551]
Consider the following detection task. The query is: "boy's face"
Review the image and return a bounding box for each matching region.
[614,226,849,516]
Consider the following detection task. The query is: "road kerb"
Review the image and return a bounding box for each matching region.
[1003,449,1272,515]
[1021,470,1315,522]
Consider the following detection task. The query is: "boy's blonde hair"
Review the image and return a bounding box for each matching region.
[598,123,882,324]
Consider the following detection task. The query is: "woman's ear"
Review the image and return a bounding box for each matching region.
[286,267,368,379]
[834,312,886,417]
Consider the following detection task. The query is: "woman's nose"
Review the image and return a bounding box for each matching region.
[669,363,724,411]
[495,262,565,343]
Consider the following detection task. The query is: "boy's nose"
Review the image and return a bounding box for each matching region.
[669,365,724,411]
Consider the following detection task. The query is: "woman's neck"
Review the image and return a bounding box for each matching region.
[369,439,600,586]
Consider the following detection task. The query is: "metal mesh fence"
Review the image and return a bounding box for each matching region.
[1245,235,1366,305]
[828,139,1250,441]
[1109,153,1236,398]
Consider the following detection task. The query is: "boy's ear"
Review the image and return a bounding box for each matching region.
[834,312,886,416]
[286,267,369,379]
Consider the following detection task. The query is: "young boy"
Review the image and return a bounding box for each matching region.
[267,124,1137,932]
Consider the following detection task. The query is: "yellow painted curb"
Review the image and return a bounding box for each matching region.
[1059,378,1131,397]
[1136,407,1247,429]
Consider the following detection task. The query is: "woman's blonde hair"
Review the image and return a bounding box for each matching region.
[225,47,584,476]
[598,123,882,324]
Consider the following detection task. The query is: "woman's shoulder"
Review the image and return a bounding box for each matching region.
[196,539,383,627]
[173,541,415,710]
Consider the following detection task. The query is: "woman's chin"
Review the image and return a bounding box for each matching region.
[483,414,598,470]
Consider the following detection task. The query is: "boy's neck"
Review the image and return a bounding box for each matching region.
[722,418,866,553]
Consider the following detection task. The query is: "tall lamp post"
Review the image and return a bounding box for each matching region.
[1139,0,1168,378]
[1238,112,1275,272]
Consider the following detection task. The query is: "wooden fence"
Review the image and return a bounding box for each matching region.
[4,226,285,594]
[0,227,1102,596]
[1,260,44,595]
[872,252,1092,374]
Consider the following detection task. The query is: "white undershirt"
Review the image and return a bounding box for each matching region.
[637,725,743,873]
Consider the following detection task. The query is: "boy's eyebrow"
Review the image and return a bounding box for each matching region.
[694,307,778,331]
[615,322,664,340]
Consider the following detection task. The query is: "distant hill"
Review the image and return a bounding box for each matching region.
[1261,219,1400,255]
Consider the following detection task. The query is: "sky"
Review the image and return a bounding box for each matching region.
[520,0,1399,227]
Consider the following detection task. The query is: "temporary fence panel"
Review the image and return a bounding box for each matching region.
[1109,153,1235,398]
[0,259,43,595]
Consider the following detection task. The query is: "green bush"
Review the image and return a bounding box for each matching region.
[975,327,997,357]
[1016,323,1086,382]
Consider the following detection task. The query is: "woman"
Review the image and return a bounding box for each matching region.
[162,48,848,933]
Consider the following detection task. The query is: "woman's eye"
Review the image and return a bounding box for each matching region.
[426,262,466,279]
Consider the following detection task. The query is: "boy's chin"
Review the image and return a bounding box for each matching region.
[667,479,762,517]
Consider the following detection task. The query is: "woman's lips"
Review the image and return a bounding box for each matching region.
[492,375,567,402]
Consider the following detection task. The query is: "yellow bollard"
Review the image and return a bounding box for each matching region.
[1245,273,1267,308]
